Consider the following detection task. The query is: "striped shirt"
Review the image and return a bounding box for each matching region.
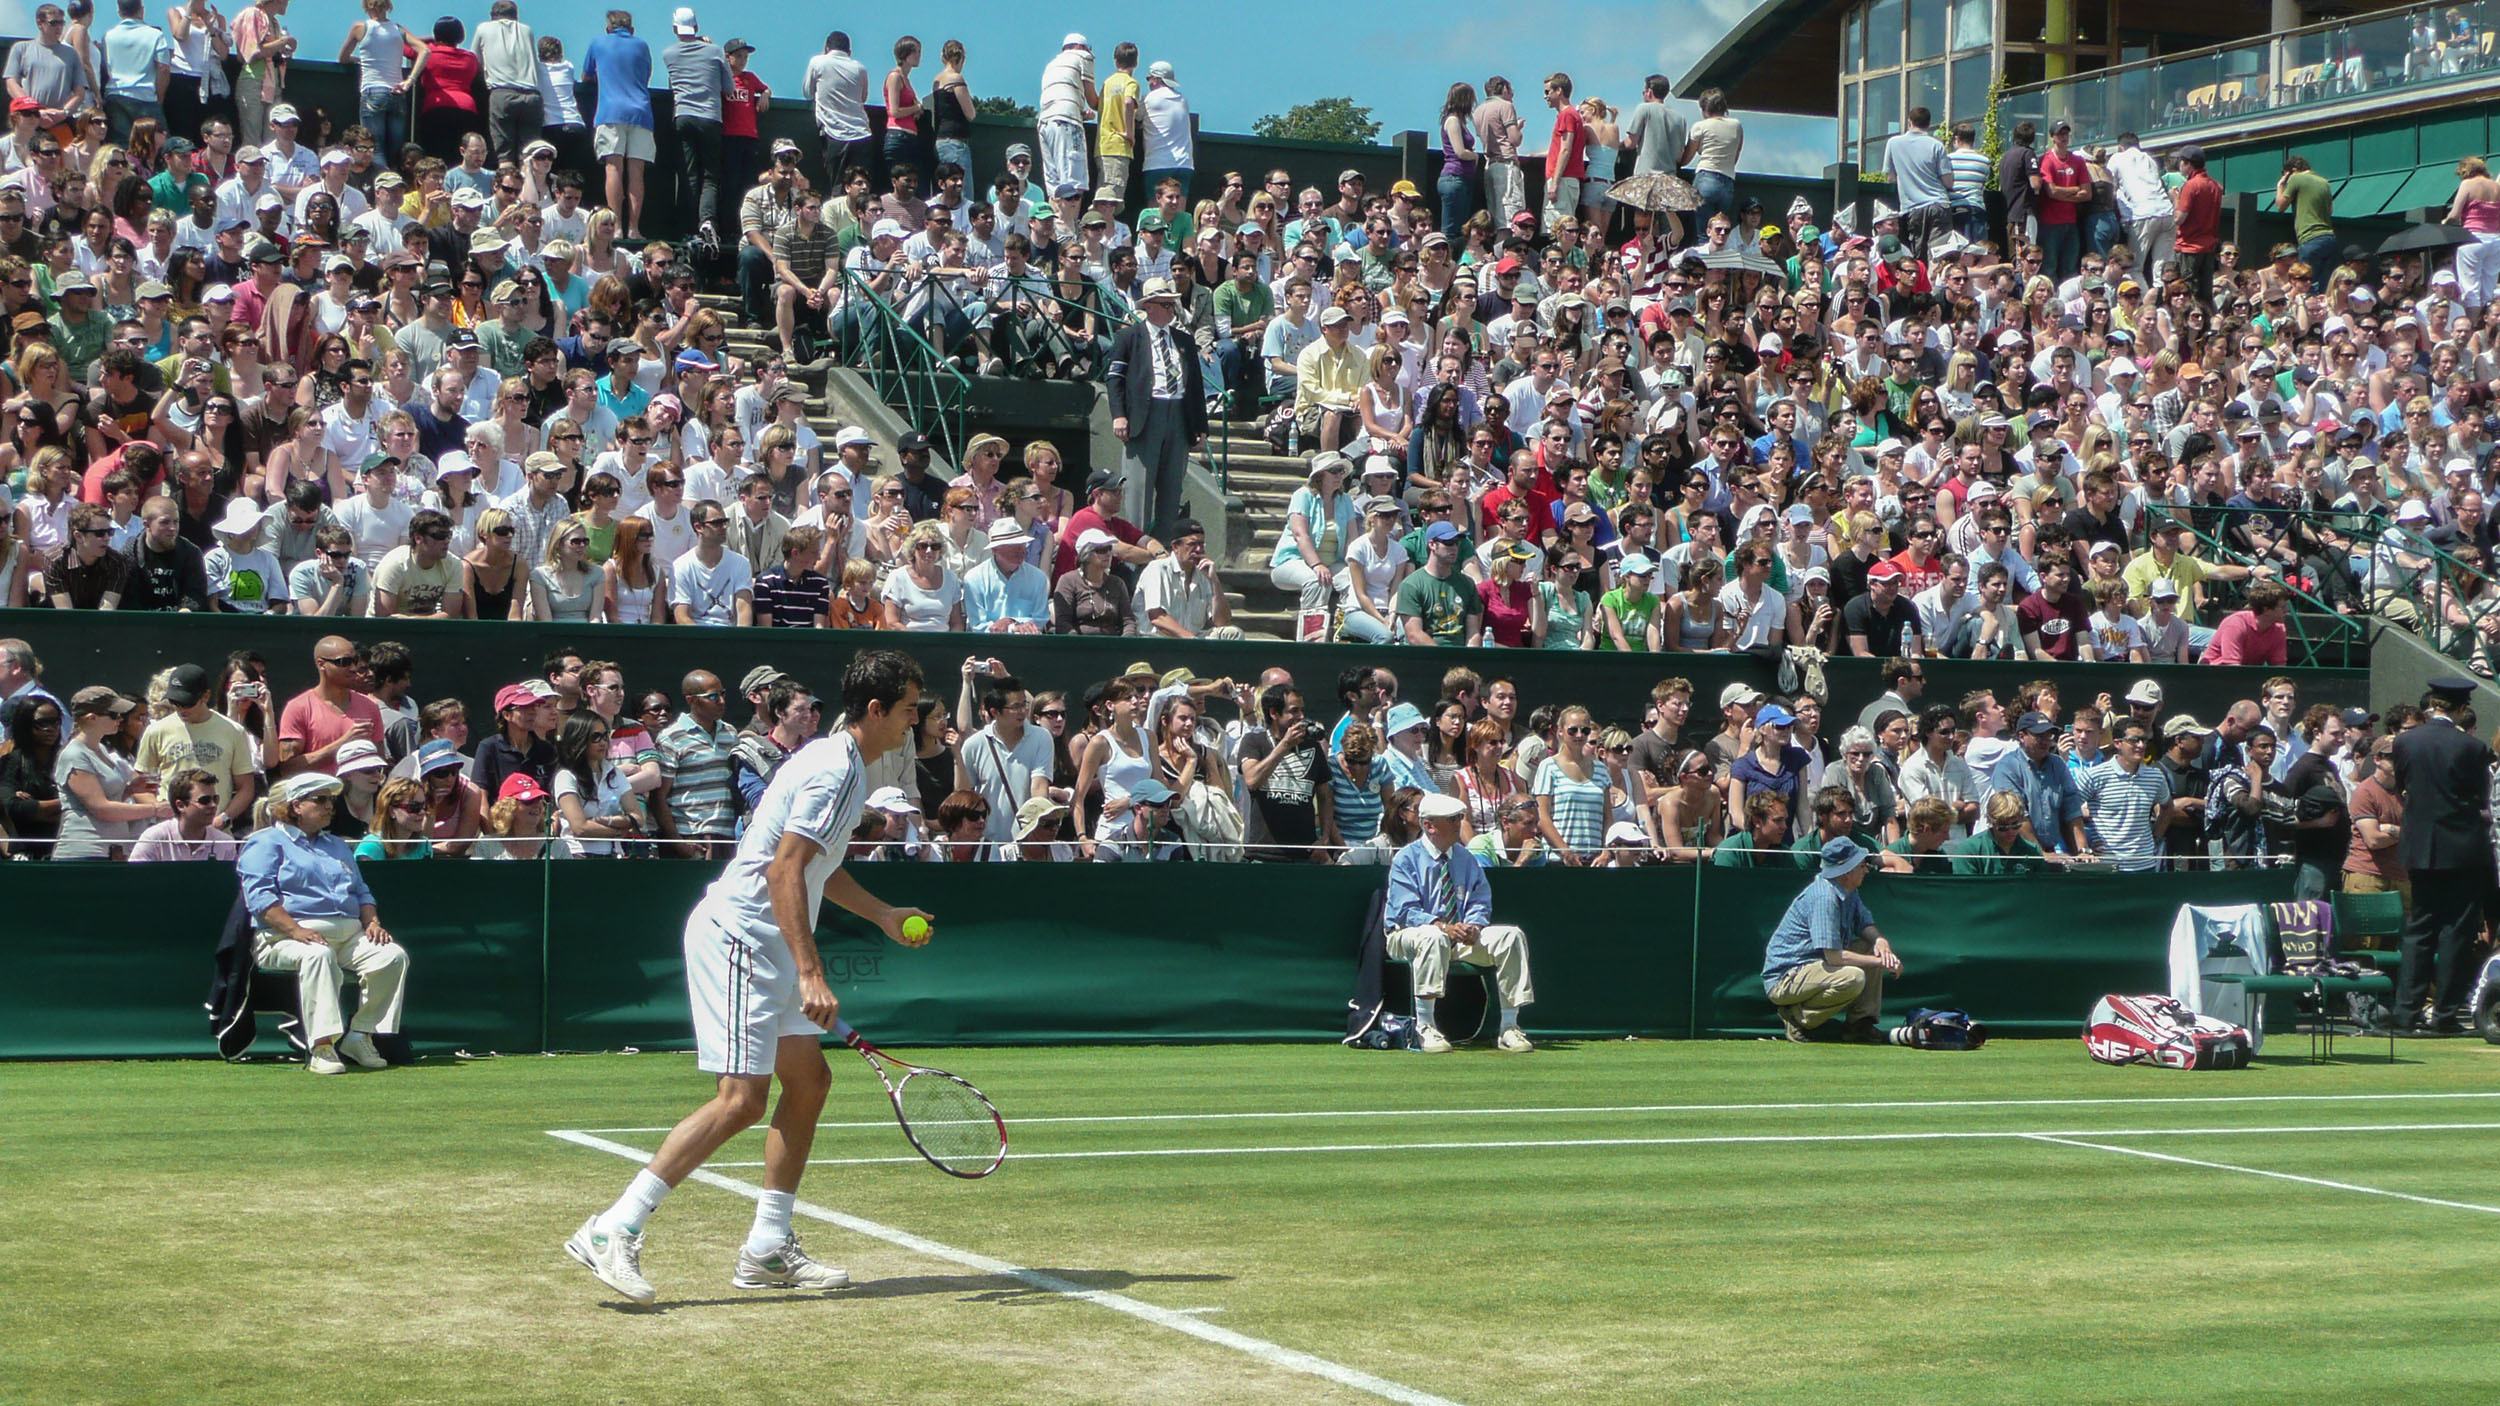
[1327,756,1389,847]
[773,219,838,286]
[2080,758,2169,873]
[1947,148,1992,210]
[658,715,743,839]
[1534,756,1616,856]
[754,566,830,627]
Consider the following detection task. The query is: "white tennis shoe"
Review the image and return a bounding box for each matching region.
[1496,1028,1535,1053]
[734,1237,851,1291]
[565,1216,656,1304]
[335,1032,387,1070]
[305,1045,346,1075]
[1416,1025,1453,1054]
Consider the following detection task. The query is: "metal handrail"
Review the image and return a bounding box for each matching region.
[2139,503,2371,668]
[2276,505,2500,671]
[833,266,972,465]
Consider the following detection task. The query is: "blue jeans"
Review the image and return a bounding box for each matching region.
[2039,221,2081,281]
[103,95,162,144]
[935,138,974,177]
[2297,233,2341,291]
[360,89,407,158]
[1436,172,1473,241]
[1952,206,1990,245]
[1691,170,1736,237]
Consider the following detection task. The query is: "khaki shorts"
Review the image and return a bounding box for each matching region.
[595,122,656,162]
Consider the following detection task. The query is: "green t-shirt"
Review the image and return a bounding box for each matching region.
[2282,169,2334,246]
[1790,828,1886,869]
[1712,840,1788,867]
[1595,586,1658,651]
[1884,835,1957,874]
[1947,831,2047,876]
[1393,567,1477,644]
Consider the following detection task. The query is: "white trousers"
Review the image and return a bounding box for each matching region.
[255,915,409,1046]
[1388,923,1534,1009]
[1483,162,1525,230]
[2457,230,2500,310]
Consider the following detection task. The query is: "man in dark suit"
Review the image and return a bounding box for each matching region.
[2390,678,2493,1035]
[1105,277,1208,542]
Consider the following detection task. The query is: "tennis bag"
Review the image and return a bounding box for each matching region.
[2084,993,2253,1070]
[1888,1008,1988,1050]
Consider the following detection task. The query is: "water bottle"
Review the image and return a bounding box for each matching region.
[1899,621,1915,660]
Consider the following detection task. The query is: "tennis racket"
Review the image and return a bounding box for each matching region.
[832,1019,1008,1178]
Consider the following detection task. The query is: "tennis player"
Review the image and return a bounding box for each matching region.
[567,650,934,1304]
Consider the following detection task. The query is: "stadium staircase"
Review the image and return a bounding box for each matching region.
[700,291,1308,640]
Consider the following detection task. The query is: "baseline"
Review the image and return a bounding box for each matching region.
[545,1130,1463,1406]
[568,1088,2500,1137]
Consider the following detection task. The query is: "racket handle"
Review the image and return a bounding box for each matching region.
[831,1018,856,1040]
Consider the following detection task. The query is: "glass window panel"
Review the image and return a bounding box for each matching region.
[1865,70,1902,139]
[1909,0,1949,60]
[1843,4,1863,72]
[1842,80,1861,155]
[1951,0,1993,52]
[1867,0,1905,69]
[1909,62,1947,121]
[1949,53,1994,124]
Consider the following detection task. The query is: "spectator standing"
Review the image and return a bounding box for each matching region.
[58,684,164,858]
[2342,739,2407,909]
[2034,120,2090,281]
[276,636,384,778]
[1472,76,1524,230]
[472,0,543,168]
[2276,155,2336,294]
[228,0,292,150]
[2170,144,2223,304]
[406,16,483,162]
[1683,87,1742,234]
[1944,122,1991,245]
[801,31,870,194]
[1138,62,1192,199]
[134,661,256,833]
[1539,72,1586,232]
[1035,35,1097,231]
[660,7,730,243]
[1095,42,1138,202]
[1107,276,1204,539]
[579,9,654,240]
[1990,711,2086,855]
[657,667,739,856]
[1997,120,2038,251]
[1882,106,1950,262]
[98,0,173,142]
[2078,718,2165,872]
[2108,131,2171,284]
[955,662,1052,846]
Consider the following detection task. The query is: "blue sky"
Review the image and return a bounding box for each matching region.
[14,0,1837,175]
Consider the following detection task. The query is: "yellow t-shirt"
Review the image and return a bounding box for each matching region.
[134,710,257,807]
[1098,72,1140,159]
[2120,548,2207,602]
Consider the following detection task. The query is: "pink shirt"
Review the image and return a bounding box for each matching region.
[278,687,387,775]
[2199,609,2287,666]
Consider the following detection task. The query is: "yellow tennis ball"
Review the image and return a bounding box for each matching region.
[902,915,931,943]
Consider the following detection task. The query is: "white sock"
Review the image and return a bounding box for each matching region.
[599,1169,671,1235]
[1498,1006,1520,1033]
[746,1190,796,1256]
[1414,996,1438,1026]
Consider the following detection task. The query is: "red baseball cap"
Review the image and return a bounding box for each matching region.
[9,97,38,115]
[1867,559,1905,581]
[498,773,549,804]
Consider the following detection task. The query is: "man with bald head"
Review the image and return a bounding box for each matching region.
[276,635,385,776]
[658,668,743,856]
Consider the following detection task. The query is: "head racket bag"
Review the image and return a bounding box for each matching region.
[2085,993,2252,1070]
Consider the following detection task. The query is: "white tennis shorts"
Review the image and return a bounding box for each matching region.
[684,907,822,1076]
[595,122,656,163]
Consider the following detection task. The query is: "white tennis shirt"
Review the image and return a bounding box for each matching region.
[697,731,868,944]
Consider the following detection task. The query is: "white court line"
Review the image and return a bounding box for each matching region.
[570,1089,2500,1136]
[698,1121,2500,1169]
[2026,1134,2500,1216]
[546,1130,1461,1406]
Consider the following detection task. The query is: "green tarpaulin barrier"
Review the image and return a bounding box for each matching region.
[0,860,2292,1058]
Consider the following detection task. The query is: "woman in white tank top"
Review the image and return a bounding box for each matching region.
[1070,682,1155,854]
[340,0,411,156]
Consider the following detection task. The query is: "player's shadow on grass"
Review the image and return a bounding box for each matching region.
[613,1268,1234,1313]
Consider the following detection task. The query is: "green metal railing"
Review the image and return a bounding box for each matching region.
[2140,502,2372,669]
[2295,507,2500,675]
[832,267,972,465]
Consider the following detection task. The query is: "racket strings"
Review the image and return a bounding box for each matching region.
[897,1072,1004,1171]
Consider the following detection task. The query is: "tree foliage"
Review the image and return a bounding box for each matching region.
[975,94,1036,123]
[1252,97,1381,146]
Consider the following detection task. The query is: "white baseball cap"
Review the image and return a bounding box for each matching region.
[671,6,699,36]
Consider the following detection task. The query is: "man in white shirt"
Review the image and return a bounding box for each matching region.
[334,457,415,571]
[212,145,274,232]
[800,31,870,193]
[294,147,370,226]
[670,500,754,625]
[1035,34,1097,229]
[637,465,698,571]
[954,663,1053,845]
[2107,131,2173,285]
[1135,519,1237,638]
[1138,62,1193,192]
[564,648,931,1307]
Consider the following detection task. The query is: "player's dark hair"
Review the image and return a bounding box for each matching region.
[842,649,925,721]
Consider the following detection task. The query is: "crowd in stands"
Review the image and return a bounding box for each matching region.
[0,4,2489,894]
[0,628,2417,894]
[0,9,2489,672]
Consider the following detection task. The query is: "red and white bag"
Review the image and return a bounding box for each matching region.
[2084,994,2253,1070]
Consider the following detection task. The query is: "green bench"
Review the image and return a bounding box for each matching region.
[2208,967,2396,1063]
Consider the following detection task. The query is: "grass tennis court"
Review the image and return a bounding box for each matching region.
[10,1038,2500,1403]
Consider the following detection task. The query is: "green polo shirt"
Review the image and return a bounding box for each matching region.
[149,168,210,214]
[1947,830,2048,876]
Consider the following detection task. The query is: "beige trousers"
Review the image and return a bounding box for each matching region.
[1765,940,1881,1029]
[1388,923,1534,1009]
[255,915,409,1047]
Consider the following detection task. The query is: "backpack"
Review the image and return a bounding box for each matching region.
[1888,1007,1988,1050]
[2084,993,2253,1070]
